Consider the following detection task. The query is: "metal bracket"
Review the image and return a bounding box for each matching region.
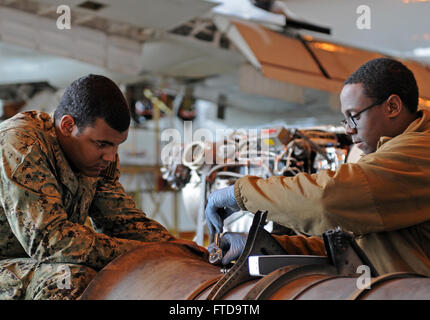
[206,210,287,299]
[323,227,379,277]
[207,212,379,299]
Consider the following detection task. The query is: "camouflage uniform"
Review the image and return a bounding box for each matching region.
[0,111,175,299]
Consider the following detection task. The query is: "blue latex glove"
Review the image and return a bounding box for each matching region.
[205,185,240,235]
[219,232,247,265]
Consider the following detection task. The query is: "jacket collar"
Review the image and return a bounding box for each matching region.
[376,109,429,150]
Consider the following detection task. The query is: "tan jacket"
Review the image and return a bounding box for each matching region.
[235,109,430,276]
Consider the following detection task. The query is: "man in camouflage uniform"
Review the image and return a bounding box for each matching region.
[0,74,205,299]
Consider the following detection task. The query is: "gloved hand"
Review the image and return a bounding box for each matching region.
[205,185,240,235]
[208,232,247,265]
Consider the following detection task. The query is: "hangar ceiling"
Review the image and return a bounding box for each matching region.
[0,0,429,125]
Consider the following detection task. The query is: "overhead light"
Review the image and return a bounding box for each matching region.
[413,47,430,56]
[302,35,314,41]
[419,98,430,108]
[313,42,346,53]
[410,33,430,41]
[403,0,430,3]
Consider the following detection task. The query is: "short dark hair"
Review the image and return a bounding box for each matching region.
[54,74,131,132]
[345,57,419,113]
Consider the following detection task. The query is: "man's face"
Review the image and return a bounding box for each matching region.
[62,117,128,177]
[340,83,388,155]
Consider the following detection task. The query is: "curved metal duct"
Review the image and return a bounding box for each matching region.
[81,211,430,300]
[80,241,430,300]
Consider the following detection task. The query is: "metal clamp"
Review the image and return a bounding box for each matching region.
[207,211,287,299]
[209,233,223,265]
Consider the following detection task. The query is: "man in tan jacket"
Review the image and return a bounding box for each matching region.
[205,57,430,276]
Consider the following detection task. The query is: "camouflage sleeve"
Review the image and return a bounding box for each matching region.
[89,156,175,242]
[0,130,147,270]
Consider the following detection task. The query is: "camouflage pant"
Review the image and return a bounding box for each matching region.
[0,258,97,300]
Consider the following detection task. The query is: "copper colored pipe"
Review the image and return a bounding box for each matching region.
[81,242,430,300]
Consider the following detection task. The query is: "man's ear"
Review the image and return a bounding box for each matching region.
[386,94,402,119]
[58,115,76,137]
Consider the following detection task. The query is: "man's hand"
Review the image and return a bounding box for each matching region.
[205,185,240,235]
[208,232,247,265]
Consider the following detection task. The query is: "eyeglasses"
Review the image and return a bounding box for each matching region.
[340,97,388,129]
